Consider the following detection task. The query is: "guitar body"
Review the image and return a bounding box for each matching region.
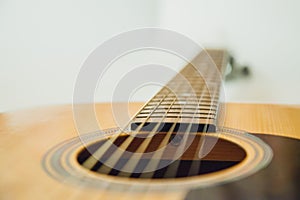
[1,102,299,199]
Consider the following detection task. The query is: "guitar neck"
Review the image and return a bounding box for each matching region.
[130,49,229,133]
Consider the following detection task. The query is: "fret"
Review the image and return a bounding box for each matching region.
[154,102,219,107]
[129,49,227,132]
[136,116,215,120]
[142,107,217,113]
[139,110,216,115]
[152,96,219,102]
[132,119,214,126]
[136,110,217,116]
[136,113,216,118]
[143,104,218,110]
[116,98,178,177]
[148,99,219,104]
[159,97,216,101]
[81,49,228,179]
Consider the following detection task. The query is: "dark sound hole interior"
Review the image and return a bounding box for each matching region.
[77,133,246,179]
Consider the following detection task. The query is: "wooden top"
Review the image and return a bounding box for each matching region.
[1,102,299,139]
[224,103,300,139]
[0,102,299,199]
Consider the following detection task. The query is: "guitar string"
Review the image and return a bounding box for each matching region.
[137,76,196,178]
[126,50,223,177]
[187,66,221,176]
[138,120,178,178]
[119,51,223,199]
[113,83,185,199]
[131,61,211,178]
[65,50,225,200]
[95,69,189,175]
[82,50,224,179]
[132,52,217,178]
[139,67,211,178]
[104,51,222,177]
[116,97,178,177]
[93,89,173,174]
[81,90,170,170]
[134,82,194,178]
[161,51,224,178]
[104,69,193,176]
[162,61,214,178]
[187,51,224,176]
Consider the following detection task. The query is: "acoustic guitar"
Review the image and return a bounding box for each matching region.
[1,50,299,199]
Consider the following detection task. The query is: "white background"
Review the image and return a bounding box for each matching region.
[1,0,300,112]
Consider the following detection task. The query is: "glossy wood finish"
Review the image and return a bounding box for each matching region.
[0,102,299,199]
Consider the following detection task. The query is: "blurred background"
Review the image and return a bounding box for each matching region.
[1,0,299,112]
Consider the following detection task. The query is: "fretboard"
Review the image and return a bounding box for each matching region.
[130,49,228,133]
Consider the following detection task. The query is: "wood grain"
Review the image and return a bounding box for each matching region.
[0,102,299,199]
[224,103,300,139]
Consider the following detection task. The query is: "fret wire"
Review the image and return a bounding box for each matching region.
[144,87,194,178]
[143,105,218,109]
[95,83,182,175]
[143,104,218,109]
[151,50,224,177]
[122,88,172,134]
[162,58,220,178]
[131,78,187,123]
[92,90,173,173]
[162,86,202,178]
[119,82,195,178]
[138,55,222,124]
[136,116,215,120]
[83,50,226,177]
[139,111,216,115]
[136,113,216,117]
[131,82,182,129]
[184,76,222,177]
[83,89,172,171]
[117,97,178,176]
[150,99,219,104]
[118,87,170,132]
[136,110,216,115]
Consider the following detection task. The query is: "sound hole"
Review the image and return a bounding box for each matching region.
[77,133,246,179]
